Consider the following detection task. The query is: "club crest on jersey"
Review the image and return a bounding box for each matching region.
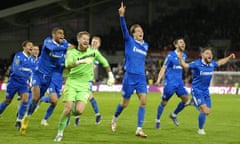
[47,39,52,43]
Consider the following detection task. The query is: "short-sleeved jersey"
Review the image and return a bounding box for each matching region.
[120,16,148,75]
[65,47,109,83]
[9,51,32,82]
[163,50,187,86]
[36,36,68,75]
[189,59,218,90]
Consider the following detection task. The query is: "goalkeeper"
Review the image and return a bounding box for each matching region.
[54,31,115,142]
[73,36,108,126]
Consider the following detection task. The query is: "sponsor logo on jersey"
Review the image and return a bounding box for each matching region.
[173,65,182,69]
[133,46,147,56]
[200,71,213,75]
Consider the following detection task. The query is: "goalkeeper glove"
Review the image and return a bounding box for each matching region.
[107,72,115,86]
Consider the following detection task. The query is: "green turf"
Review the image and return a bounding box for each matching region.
[0,91,239,144]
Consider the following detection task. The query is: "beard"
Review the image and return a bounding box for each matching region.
[204,57,212,64]
[179,46,185,52]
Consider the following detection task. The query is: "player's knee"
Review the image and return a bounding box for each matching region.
[75,109,84,115]
[121,102,128,108]
[202,108,210,115]
[51,99,58,105]
[32,96,40,102]
[161,100,168,106]
[140,101,146,106]
[21,96,28,102]
[205,109,210,115]
[181,96,189,103]
[5,99,12,104]
[122,98,130,107]
[63,107,72,116]
[63,110,69,116]
[50,102,57,107]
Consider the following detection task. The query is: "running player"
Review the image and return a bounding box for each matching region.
[40,55,65,126]
[20,27,69,135]
[0,40,33,130]
[178,47,235,135]
[154,38,189,129]
[54,31,114,142]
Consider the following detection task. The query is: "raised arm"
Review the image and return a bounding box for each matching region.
[45,38,68,52]
[217,53,235,66]
[119,2,130,40]
[177,52,189,69]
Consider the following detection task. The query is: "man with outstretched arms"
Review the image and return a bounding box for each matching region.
[178,47,235,135]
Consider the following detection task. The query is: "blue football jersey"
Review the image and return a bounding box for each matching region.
[163,51,187,85]
[189,59,218,90]
[9,51,32,81]
[47,56,65,95]
[120,16,148,75]
[30,55,39,71]
[52,56,65,83]
[36,36,68,75]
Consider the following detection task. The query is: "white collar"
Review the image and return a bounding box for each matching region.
[23,51,30,58]
[201,59,210,66]
[135,39,144,45]
[52,38,60,46]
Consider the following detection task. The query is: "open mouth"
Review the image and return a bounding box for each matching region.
[82,43,89,47]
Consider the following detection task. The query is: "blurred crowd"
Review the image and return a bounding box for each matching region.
[101,2,240,54]
[0,58,11,82]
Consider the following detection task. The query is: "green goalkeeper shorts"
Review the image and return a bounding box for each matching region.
[62,81,90,104]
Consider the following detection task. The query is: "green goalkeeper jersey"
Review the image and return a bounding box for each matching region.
[65,47,109,83]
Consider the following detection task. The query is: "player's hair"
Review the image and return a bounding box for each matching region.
[51,27,63,34]
[92,36,101,44]
[32,45,40,49]
[173,37,184,46]
[77,31,90,39]
[130,24,142,35]
[22,40,32,47]
[201,47,212,53]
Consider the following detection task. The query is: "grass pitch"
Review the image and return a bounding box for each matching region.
[0,91,239,144]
